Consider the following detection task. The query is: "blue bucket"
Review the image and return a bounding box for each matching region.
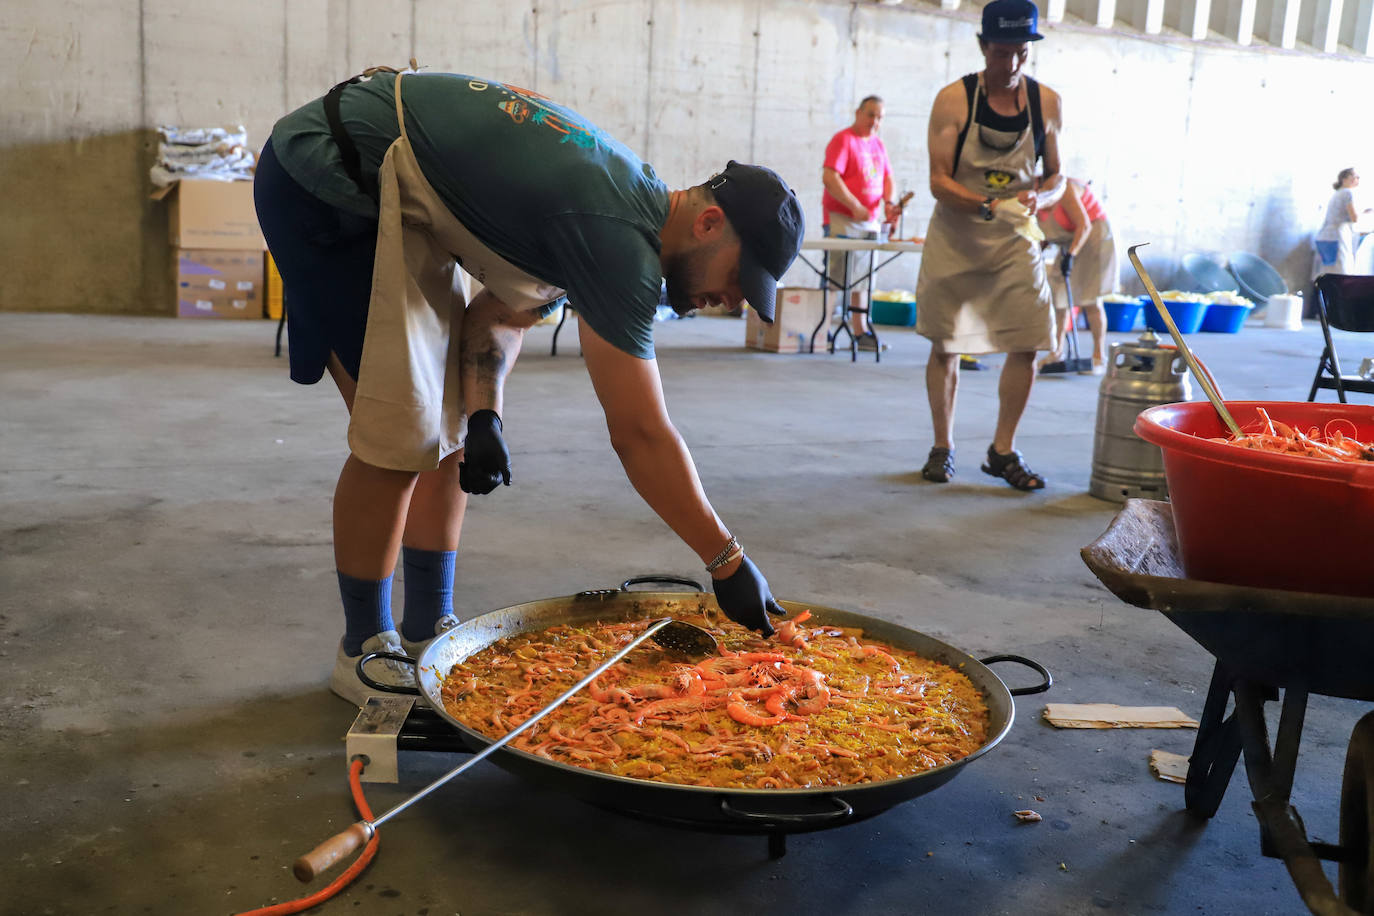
[1199,303,1252,333]
[871,299,917,327]
[1142,296,1209,334]
[1102,300,1141,332]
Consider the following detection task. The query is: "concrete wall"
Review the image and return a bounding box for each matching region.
[2,0,1371,315]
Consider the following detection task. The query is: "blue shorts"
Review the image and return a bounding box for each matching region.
[253,139,378,383]
[1314,240,1340,266]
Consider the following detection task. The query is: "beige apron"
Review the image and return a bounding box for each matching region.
[349,72,565,472]
[915,74,1054,356]
[1042,216,1119,311]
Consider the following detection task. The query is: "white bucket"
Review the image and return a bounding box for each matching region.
[1264,293,1304,331]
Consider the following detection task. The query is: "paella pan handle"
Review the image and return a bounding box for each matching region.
[356,652,421,696]
[718,795,854,826]
[619,575,704,592]
[980,655,1053,696]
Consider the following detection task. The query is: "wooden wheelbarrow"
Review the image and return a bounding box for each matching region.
[1083,499,1374,916]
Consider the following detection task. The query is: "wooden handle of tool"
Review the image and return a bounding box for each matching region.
[292,822,372,882]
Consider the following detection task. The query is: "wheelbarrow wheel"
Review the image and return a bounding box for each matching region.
[1340,711,1374,913]
[1184,665,1243,818]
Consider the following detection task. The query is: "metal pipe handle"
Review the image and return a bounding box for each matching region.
[292,616,677,882]
[1127,244,1244,439]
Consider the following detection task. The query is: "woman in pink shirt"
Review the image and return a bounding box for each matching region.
[823,96,897,235]
[821,97,899,333]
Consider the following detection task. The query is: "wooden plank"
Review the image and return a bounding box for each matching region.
[1043,703,1200,728]
[1149,749,1190,782]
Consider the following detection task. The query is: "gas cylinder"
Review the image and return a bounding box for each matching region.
[1089,331,1192,502]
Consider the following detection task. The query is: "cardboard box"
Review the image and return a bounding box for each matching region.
[745,288,828,353]
[175,249,264,319]
[152,180,265,250]
[265,251,284,321]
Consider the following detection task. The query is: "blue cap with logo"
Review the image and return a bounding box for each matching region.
[979,0,1045,41]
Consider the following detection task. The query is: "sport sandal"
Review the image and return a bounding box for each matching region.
[921,446,955,483]
[981,445,1046,491]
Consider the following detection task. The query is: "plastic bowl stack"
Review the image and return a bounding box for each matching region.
[1141,291,1210,334]
[1198,290,1254,333]
[1100,294,1142,332]
[871,290,917,327]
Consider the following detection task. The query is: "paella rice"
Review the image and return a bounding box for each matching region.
[440,610,989,789]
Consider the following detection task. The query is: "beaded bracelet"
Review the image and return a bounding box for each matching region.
[705,535,742,573]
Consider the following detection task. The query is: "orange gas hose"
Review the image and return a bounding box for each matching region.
[233,758,379,916]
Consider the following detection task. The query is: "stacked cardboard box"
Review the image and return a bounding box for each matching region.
[175,249,265,319]
[746,288,828,353]
[152,180,267,318]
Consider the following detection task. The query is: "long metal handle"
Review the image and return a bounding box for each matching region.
[292,616,675,882]
[1127,244,1244,439]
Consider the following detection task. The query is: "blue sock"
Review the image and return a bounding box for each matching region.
[400,547,456,642]
[338,571,395,656]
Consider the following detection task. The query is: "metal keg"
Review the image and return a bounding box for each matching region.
[1089,331,1192,502]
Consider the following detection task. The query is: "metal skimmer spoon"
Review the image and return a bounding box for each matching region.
[292,616,718,882]
[1128,243,1245,440]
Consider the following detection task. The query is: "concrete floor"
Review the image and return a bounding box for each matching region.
[2,310,1369,916]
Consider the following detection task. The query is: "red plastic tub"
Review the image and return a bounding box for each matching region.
[1134,401,1374,597]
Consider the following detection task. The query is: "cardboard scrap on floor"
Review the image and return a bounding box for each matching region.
[1042,703,1199,729]
[1149,749,1190,784]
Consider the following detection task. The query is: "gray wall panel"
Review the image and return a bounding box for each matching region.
[3,0,1373,314]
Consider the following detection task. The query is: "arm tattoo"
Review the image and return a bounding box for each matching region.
[476,341,508,384]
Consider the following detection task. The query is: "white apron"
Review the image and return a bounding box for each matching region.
[349,72,565,472]
[915,75,1054,356]
[1042,216,1119,310]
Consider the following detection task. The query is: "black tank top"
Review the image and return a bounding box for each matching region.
[952,74,1045,174]
[974,91,1029,133]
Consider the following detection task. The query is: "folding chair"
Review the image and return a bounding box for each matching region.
[1307,273,1374,402]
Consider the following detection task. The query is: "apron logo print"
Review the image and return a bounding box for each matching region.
[984,170,1014,189]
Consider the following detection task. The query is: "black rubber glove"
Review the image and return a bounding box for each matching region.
[1060,252,1075,278]
[712,554,786,637]
[459,409,511,495]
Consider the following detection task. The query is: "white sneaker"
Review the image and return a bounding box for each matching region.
[400,614,461,658]
[329,630,416,707]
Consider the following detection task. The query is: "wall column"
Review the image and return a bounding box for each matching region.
[1172,0,1214,39]
[1310,0,1345,51]
[1130,0,1167,32]
[1212,0,1258,43]
[1254,0,1303,47]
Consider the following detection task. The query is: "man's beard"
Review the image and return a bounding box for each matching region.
[662,241,722,316]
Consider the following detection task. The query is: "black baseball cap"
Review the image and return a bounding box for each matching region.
[979,0,1045,41]
[708,161,805,323]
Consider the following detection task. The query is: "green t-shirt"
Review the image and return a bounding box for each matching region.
[269,72,670,359]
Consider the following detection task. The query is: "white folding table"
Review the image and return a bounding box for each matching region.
[796,238,923,362]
